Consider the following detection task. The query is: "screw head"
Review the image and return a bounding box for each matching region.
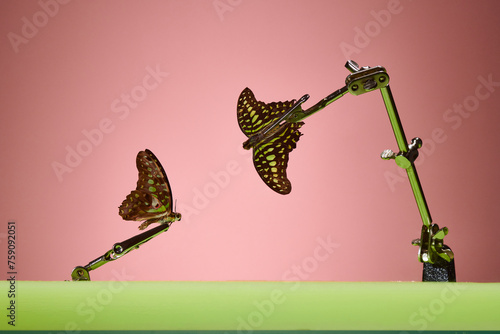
[114,245,123,254]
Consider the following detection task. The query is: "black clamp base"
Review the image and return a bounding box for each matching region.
[422,245,456,282]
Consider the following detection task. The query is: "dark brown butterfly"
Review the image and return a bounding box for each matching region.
[119,149,181,230]
[237,87,304,195]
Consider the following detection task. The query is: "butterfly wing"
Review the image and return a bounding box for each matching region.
[253,122,303,194]
[119,149,176,229]
[237,87,296,137]
[140,149,173,212]
[237,87,304,194]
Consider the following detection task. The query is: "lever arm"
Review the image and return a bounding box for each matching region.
[71,223,171,281]
[287,86,349,123]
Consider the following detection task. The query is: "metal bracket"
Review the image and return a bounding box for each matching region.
[381,137,422,169]
[345,63,390,95]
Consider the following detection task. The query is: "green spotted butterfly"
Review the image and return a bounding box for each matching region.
[119,149,181,230]
[237,87,304,195]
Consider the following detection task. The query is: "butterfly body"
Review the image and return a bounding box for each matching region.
[119,149,181,230]
[237,87,304,194]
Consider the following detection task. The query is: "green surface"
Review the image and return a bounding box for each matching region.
[1,281,499,331]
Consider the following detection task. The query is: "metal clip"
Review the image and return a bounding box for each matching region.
[412,223,454,264]
[381,137,422,169]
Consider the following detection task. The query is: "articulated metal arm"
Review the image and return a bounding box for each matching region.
[71,223,171,281]
[279,60,454,268]
[287,86,349,123]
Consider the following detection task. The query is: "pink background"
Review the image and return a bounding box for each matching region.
[1,0,500,282]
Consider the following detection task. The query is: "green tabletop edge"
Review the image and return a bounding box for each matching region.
[1,281,499,331]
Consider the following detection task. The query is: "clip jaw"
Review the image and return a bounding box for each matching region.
[243,93,310,150]
[412,224,454,264]
[71,223,172,281]
[286,87,348,123]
